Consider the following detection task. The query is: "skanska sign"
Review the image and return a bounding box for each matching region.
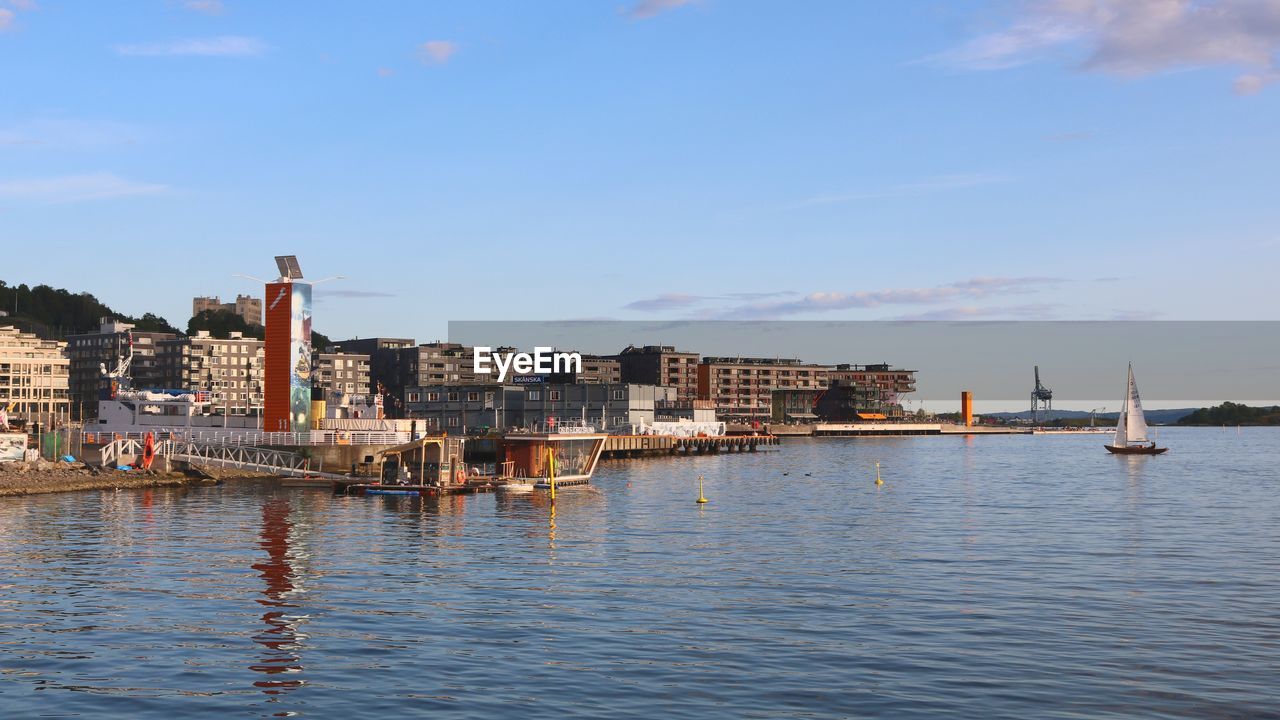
[473,347,581,383]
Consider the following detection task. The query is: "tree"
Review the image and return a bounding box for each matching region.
[188,310,265,340]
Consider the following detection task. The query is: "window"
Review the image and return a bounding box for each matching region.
[447,417,459,427]
[467,392,480,402]
[427,392,440,402]
[549,390,561,401]
[407,392,420,402]
[612,390,624,400]
[447,392,459,401]
[527,390,541,401]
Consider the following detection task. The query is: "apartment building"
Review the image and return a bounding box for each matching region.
[616,345,700,403]
[331,336,416,395]
[697,356,832,425]
[547,353,622,384]
[312,351,371,401]
[0,326,70,421]
[192,294,263,326]
[156,331,265,416]
[828,363,917,408]
[66,319,176,417]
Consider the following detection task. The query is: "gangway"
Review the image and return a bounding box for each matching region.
[100,438,345,478]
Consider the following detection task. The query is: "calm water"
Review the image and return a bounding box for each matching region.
[1,428,1278,718]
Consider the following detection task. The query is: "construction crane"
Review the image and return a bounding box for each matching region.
[1089,407,1106,428]
[1031,365,1053,423]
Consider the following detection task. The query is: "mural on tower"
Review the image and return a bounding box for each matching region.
[290,282,313,432]
[264,280,313,433]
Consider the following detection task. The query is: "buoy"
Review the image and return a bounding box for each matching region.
[696,475,709,504]
[875,461,883,486]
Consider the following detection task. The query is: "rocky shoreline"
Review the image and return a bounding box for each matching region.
[0,461,212,497]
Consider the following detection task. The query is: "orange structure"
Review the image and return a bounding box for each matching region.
[961,391,974,427]
[264,256,314,434]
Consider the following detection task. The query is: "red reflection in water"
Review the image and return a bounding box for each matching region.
[249,498,303,694]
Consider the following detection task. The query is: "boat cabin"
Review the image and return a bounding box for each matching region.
[501,432,607,487]
[376,435,467,486]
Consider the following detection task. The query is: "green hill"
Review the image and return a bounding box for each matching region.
[0,280,180,338]
[3,279,332,347]
[1177,402,1280,426]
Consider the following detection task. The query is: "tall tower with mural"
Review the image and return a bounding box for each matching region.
[264,255,313,433]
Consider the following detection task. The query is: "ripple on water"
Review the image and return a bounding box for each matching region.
[0,429,1278,718]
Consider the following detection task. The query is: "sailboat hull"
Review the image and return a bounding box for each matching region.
[1104,444,1168,455]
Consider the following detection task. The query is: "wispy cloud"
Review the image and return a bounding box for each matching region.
[184,0,223,15]
[623,279,1062,319]
[0,172,168,203]
[714,277,1063,319]
[376,67,395,77]
[625,0,693,20]
[623,291,798,313]
[0,0,35,31]
[889,304,1060,321]
[0,118,140,148]
[623,294,712,312]
[928,0,1280,94]
[115,35,267,57]
[418,40,457,65]
[786,173,1010,210]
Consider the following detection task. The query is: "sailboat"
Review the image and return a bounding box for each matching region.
[1104,363,1168,455]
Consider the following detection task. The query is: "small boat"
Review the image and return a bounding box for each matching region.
[1104,363,1168,455]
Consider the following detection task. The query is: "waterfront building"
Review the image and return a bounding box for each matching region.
[332,336,416,396]
[828,364,916,413]
[156,331,265,416]
[66,319,176,418]
[312,350,371,401]
[697,356,831,425]
[403,382,676,433]
[0,326,70,422]
[770,364,917,422]
[547,353,622,384]
[192,294,263,326]
[616,345,700,403]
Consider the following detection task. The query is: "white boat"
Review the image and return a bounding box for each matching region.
[1104,363,1167,455]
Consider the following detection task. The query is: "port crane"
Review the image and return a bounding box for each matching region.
[1031,365,1053,423]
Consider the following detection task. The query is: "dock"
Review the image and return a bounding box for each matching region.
[332,478,500,497]
[602,434,779,458]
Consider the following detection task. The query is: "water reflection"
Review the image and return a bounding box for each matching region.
[249,498,303,697]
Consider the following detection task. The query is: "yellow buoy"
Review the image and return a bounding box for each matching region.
[696,474,709,504]
[875,461,883,486]
[548,447,557,502]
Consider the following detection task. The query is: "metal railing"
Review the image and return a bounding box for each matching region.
[83,428,409,447]
[99,436,336,477]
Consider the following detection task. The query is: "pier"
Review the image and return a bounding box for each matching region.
[602,434,778,458]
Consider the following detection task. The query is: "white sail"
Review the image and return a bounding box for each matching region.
[1113,363,1149,446]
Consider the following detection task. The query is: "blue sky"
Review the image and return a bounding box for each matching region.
[3,0,1279,342]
